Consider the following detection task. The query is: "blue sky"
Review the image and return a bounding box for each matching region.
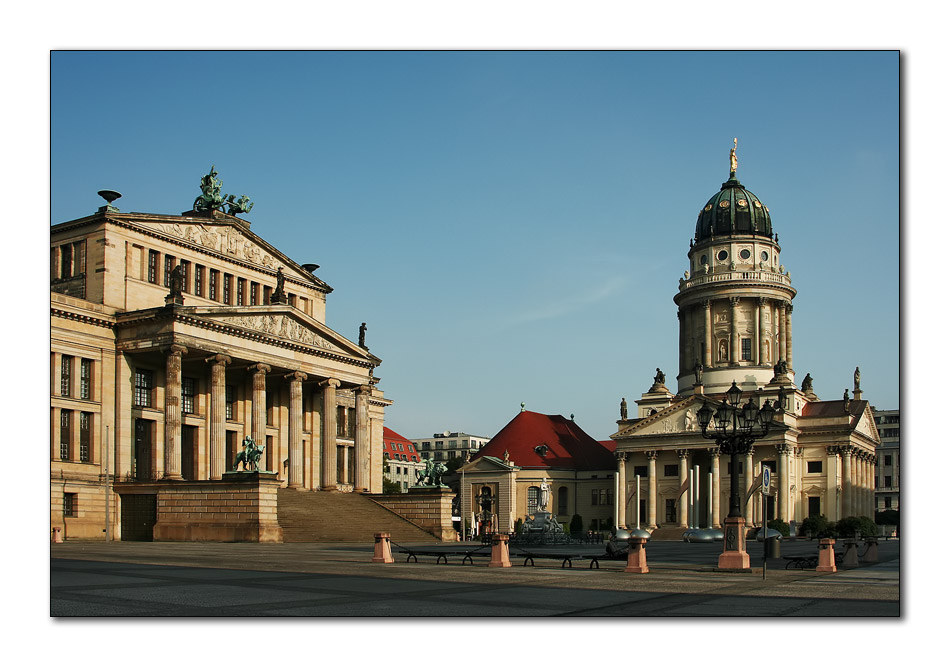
[50,51,899,440]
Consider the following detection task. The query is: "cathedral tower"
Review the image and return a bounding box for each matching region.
[673,141,796,395]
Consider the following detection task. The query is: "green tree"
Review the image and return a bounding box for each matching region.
[767,518,790,537]
[569,514,583,535]
[445,457,464,473]
[382,477,402,494]
[801,514,832,538]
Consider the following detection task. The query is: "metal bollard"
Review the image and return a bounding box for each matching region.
[625,536,649,574]
[372,532,394,563]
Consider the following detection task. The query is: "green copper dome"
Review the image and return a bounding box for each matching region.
[694,174,773,242]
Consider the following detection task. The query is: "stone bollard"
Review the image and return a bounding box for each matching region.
[816,537,837,572]
[489,533,512,568]
[842,539,859,568]
[861,537,879,564]
[625,536,649,574]
[372,532,394,563]
[51,527,63,544]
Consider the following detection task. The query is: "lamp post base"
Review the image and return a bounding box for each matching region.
[718,516,751,570]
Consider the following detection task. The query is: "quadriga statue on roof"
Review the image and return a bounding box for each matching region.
[193,166,254,215]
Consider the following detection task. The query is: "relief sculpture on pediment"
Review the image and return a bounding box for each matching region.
[230,314,334,351]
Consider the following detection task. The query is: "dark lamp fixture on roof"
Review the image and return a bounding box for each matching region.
[97,190,122,205]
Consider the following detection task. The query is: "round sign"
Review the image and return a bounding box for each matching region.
[763,466,771,491]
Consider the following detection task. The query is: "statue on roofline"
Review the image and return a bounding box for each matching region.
[193,165,254,216]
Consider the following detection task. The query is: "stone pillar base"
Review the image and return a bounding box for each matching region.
[718,516,751,570]
[861,538,879,564]
[625,537,649,573]
[842,539,859,568]
[817,538,837,572]
[489,534,511,568]
[372,532,394,563]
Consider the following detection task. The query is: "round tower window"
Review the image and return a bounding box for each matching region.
[739,249,751,260]
[761,251,769,261]
[700,254,708,265]
[717,250,728,261]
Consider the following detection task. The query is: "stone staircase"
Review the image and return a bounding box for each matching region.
[277,489,438,543]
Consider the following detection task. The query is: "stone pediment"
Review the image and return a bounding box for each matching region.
[130,214,325,288]
[195,306,370,359]
[461,456,519,474]
[853,406,880,442]
[613,397,700,439]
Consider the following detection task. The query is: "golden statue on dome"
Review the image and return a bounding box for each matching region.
[730,137,738,174]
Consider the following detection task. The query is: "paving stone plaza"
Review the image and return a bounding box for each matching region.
[51,538,899,617]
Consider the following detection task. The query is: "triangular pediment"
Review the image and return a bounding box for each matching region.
[613,396,701,439]
[853,405,880,442]
[460,456,519,474]
[127,213,327,288]
[194,305,372,360]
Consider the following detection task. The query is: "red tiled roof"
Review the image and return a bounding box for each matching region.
[472,411,616,471]
[383,427,418,459]
[801,399,868,420]
[598,440,617,453]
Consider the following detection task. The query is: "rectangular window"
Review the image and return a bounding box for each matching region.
[288,293,296,308]
[225,385,236,420]
[148,250,159,284]
[633,465,648,477]
[728,461,744,475]
[741,338,752,361]
[807,460,822,474]
[250,282,259,305]
[61,244,73,279]
[263,286,272,303]
[80,358,92,400]
[164,255,176,288]
[133,369,153,408]
[664,464,678,477]
[236,279,245,306]
[209,270,218,301]
[63,493,76,517]
[884,497,892,509]
[60,355,73,396]
[808,496,821,518]
[195,264,204,296]
[79,412,91,462]
[60,410,71,460]
[179,260,191,293]
[223,274,232,305]
[181,377,196,415]
[884,455,892,466]
[884,476,892,487]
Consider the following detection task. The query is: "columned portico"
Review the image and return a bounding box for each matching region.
[248,363,270,457]
[286,371,307,489]
[355,385,371,492]
[646,451,658,529]
[777,443,790,523]
[729,296,740,366]
[320,378,341,490]
[164,344,187,480]
[841,446,853,517]
[206,354,231,480]
[785,303,794,370]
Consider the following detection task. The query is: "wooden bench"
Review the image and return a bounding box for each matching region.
[397,547,490,565]
[513,550,601,569]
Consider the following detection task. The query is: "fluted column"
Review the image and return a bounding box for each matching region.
[709,446,721,528]
[758,297,769,364]
[860,452,869,517]
[616,452,627,528]
[286,371,307,489]
[841,446,853,517]
[206,354,231,480]
[729,296,740,365]
[777,443,790,523]
[646,451,658,529]
[785,303,794,370]
[703,300,713,367]
[355,385,371,492]
[247,363,270,465]
[163,344,187,480]
[320,378,341,490]
[825,447,839,520]
[677,449,689,527]
[743,447,755,523]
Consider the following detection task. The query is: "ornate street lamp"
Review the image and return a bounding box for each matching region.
[697,381,775,569]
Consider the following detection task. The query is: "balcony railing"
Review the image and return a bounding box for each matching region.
[680,269,792,291]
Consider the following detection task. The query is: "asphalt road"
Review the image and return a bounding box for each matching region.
[50,538,900,617]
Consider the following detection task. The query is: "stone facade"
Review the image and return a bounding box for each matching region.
[374,488,456,541]
[611,157,881,534]
[51,191,391,541]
